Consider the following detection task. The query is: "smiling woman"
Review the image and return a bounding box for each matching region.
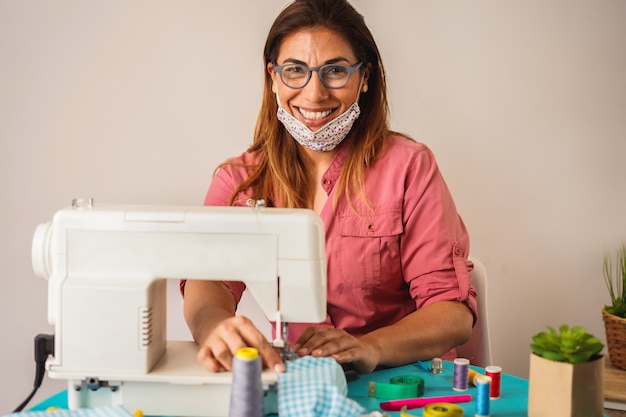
[181,0,477,377]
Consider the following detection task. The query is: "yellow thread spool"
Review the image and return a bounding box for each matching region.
[468,368,481,386]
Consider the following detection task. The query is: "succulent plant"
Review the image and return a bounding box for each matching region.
[530,325,604,364]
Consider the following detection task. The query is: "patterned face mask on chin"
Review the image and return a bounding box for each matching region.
[277,103,360,152]
[275,82,362,152]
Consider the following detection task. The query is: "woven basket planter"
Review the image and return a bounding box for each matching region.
[602,309,626,370]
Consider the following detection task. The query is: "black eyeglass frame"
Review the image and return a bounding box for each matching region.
[272,61,364,89]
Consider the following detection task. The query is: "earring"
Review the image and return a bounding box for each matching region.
[362,84,368,93]
[272,83,277,93]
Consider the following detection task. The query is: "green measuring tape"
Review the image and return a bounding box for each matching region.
[368,375,425,400]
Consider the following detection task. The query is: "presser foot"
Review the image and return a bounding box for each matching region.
[280,346,299,362]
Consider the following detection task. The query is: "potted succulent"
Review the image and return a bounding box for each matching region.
[602,244,626,370]
[528,325,604,417]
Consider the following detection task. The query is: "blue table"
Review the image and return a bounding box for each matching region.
[348,361,528,416]
[31,362,529,415]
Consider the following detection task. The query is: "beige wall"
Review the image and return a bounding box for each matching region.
[1,0,625,412]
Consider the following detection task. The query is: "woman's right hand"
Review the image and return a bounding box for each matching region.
[182,279,285,373]
[196,315,285,373]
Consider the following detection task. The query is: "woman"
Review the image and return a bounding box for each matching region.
[182,0,477,375]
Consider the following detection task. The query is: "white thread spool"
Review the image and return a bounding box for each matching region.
[229,347,264,417]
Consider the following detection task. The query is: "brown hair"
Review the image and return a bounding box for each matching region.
[222,0,391,209]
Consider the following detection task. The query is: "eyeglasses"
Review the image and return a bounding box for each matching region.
[273,61,363,89]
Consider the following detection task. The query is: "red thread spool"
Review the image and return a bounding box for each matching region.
[485,365,502,399]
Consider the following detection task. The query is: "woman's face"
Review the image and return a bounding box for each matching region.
[268,26,368,132]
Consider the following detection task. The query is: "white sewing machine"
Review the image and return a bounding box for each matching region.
[32,198,327,417]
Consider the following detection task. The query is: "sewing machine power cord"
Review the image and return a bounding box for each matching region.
[12,334,55,413]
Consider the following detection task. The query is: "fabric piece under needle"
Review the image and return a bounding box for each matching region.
[278,356,366,417]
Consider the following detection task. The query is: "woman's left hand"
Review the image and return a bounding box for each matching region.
[292,327,381,373]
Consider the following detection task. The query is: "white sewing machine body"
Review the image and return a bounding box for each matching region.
[32,200,327,416]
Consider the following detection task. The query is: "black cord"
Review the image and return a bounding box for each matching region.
[13,387,38,414]
[13,334,55,413]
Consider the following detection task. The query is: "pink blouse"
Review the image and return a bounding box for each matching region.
[200,135,477,344]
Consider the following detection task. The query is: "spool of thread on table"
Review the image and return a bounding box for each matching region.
[229,347,263,417]
[453,358,470,391]
[467,368,480,386]
[484,365,502,399]
[474,375,491,417]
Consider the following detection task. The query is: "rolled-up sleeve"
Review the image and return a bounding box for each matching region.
[401,146,478,324]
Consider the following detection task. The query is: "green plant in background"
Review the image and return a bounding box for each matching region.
[603,244,626,318]
[530,325,604,364]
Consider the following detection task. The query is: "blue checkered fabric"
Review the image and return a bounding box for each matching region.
[278,356,366,417]
[5,405,133,417]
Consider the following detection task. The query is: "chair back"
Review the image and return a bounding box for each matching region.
[455,256,493,367]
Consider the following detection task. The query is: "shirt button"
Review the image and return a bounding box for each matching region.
[454,247,462,256]
[368,224,375,231]
[323,179,331,185]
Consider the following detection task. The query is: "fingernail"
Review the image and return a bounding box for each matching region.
[274,363,285,373]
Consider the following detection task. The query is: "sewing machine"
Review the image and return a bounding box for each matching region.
[31,199,327,417]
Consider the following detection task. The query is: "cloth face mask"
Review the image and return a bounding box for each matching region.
[276,81,363,152]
